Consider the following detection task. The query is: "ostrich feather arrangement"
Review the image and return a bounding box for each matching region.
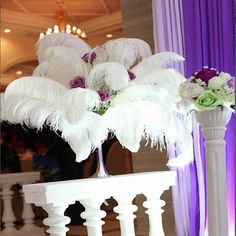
[1,33,193,166]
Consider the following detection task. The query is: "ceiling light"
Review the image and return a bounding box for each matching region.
[40,0,87,40]
[106,34,113,38]
[16,71,22,75]
[4,29,11,33]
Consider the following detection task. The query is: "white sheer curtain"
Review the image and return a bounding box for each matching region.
[152,0,185,73]
[152,1,206,236]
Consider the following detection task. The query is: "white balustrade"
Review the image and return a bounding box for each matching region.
[0,172,43,236]
[23,171,176,236]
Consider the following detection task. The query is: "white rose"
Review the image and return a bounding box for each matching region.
[179,82,204,99]
[208,72,231,90]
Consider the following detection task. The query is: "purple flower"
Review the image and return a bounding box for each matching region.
[127,70,136,80]
[194,67,219,84]
[90,51,97,61]
[69,75,86,89]
[227,78,235,89]
[82,52,97,63]
[81,53,89,63]
[97,89,111,102]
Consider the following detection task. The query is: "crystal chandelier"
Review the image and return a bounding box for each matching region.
[39,0,87,40]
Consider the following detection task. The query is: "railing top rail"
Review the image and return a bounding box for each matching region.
[0,171,40,185]
[23,171,176,205]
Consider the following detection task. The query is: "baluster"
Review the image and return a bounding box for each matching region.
[80,198,106,236]
[1,183,18,235]
[113,194,138,236]
[18,185,44,235]
[42,203,71,236]
[143,191,166,236]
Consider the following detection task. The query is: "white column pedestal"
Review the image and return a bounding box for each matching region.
[195,107,232,236]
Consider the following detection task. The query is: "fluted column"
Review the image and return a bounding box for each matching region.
[195,107,232,236]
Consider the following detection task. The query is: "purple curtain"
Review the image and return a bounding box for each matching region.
[182,0,235,235]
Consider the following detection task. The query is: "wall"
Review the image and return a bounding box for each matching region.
[120,0,155,52]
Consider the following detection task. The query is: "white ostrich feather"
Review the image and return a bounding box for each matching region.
[66,132,92,162]
[3,77,68,129]
[61,88,100,124]
[33,59,87,88]
[103,101,193,166]
[132,52,184,77]
[37,33,91,63]
[132,68,185,102]
[2,94,64,130]
[111,85,174,108]
[87,62,129,91]
[165,114,194,167]
[94,38,152,69]
[60,112,108,162]
[103,102,172,152]
[42,46,91,74]
[5,76,68,103]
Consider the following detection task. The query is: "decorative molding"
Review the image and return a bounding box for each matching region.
[75,11,122,35]
[1,9,57,31]
[1,9,122,36]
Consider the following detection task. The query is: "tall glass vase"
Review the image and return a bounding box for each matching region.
[195,107,232,236]
[93,145,110,178]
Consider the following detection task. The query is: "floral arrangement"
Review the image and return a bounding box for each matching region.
[1,33,194,167]
[178,67,235,112]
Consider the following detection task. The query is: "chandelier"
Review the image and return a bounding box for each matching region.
[39,0,87,40]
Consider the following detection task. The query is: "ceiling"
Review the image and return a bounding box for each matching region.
[1,0,120,21]
[0,0,122,90]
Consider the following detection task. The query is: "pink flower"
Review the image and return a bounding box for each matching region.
[127,70,136,80]
[97,89,111,102]
[69,75,86,89]
[227,78,235,89]
[194,67,219,84]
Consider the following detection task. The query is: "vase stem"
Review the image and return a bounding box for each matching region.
[96,145,109,178]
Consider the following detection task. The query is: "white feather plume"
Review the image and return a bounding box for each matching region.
[87,62,129,91]
[60,112,108,162]
[132,52,184,77]
[61,88,100,124]
[37,33,91,63]
[3,77,68,129]
[33,59,87,88]
[103,101,171,152]
[2,94,64,129]
[111,85,173,107]
[132,68,185,102]
[103,101,193,165]
[5,76,68,103]
[42,46,91,74]
[94,38,152,69]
